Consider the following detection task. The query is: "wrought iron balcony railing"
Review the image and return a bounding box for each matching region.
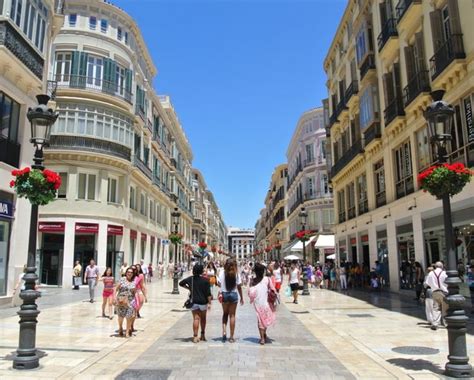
[133,154,152,179]
[377,18,398,52]
[384,97,405,127]
[430,34,465,80]
[403,70,431,107]
[359,53,376,80]
[330,140,364,178]
[363,122,381,146]
[344,81,358,103]
[54,74,133,103]
[395,0,420,23]
[48,135,131,161]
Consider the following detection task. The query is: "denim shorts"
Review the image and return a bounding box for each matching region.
[191,303,208,311]
[222,291,238,304]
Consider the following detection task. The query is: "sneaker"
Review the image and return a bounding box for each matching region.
[430,325,437,331]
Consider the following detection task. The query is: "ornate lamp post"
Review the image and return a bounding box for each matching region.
[275,228,281,261]
[299,207,309,296]
[171,207,181,295]
[13,95,58,370]
[424,90,472,378]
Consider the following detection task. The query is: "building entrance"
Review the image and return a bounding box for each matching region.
[40,233,64,285]
[74,234,96,284]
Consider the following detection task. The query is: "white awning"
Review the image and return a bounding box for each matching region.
[314,234,335,248]
[290,235,318,251]
[282,240,299,254]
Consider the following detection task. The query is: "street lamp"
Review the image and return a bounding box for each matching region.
[171,207,181,295]
[424,90,472,378]
[275,228,281,261]
[13,95,58,370]
[299,207,309,296]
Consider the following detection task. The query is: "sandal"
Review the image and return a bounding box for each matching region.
[229,338,235,343]
[118,328,124,337]
[222,334,227,343]
[200,333,207,342]
[192,336,200,344]
[125,329,132,338]
[259,339,265,345]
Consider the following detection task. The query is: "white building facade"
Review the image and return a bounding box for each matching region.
[227,227,255,261]
[0,0,63,303]
[37,0,195,288]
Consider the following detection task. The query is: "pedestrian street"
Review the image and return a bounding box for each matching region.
[1,278,474,379]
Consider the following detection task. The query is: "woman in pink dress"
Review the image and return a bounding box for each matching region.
[100,267,115,319]
[134,264,147,319]
[248,263,276,345]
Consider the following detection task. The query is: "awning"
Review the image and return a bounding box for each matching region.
[281,240,299,254]
[291,235,318,251]
[314,234,335,248]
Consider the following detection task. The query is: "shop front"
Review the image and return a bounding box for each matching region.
[140,233,147,261]
[38,221,65,285]
[360,234,370,270]
[74,223,98,283]
[376,229,390,286]
[338,239,347,263]
[0,195,14,295]
[349,237,357,263]
[107,225,123,279]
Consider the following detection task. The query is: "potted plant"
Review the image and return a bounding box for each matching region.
[418,162,472,199]
[10,167,61,205]
[169,232,183,244]
[295,229,313,242]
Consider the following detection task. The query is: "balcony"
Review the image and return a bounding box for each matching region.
[347,206,356,220]
[55,74,132,103]
[430,34,465,81]
[0,21,44,79]
[358,199,368,216]
[377,18,398,52]
[359,53,376,81]
[133,154,152,179]
[338,211,346,224]
[329,112,338,127]
[0,138,21,168]
[403,70,431,108]
[396,176,414,199]
[48,135,131,161]
[376,191,386,208]
[344,81,358,104]
[304,192,332,201]
[363,122,381,147]
[304,158,315,167]
[330,140,364,178]
[396,0,421,24]
[335,99,347,119]
[289,197,303,215]
[383,97,405,127]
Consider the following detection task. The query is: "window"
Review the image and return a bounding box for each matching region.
[78,173,96,200]
[322,209,335,226]
[416,127,431,171]
[53,103,134,148]
[347,182,356,219]
[87,55,103,86]
[129,186,136,210]
[11,0,47,51]
[10,0,23,27]
[442,6,451,41]
[100,19,108,33]
[117,26,122,40]
[140,193,146,215]
[321,173,329,194]
[54,52,72,82]
[156,203,162,224]
[359,84,378,129]
[306,177,314,197]
[107,177,118,203]
[394,141,414,199]
[89,16,96,30]
[357,174,368,215]
[56,172,68,198]
[356,27,367,64]
[374,160,386,207]
[305,144,314,163]
[149,200,154,220]
[320,140,326,159]
[0,92,20,144]
[337,190,346,223]
[68,13,77,27]
[124,31,129,44]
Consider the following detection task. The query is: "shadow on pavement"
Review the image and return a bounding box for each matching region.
[387,358,444,375]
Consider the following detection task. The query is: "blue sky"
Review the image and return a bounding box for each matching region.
[113,0,346,228]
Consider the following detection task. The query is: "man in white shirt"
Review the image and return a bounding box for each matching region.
[425,261,448,330]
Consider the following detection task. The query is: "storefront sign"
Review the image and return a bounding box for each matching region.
[361,235,369,243]
[465,96,474,143]
[0,200,14,219]
[130,230,137,240]
[75,223,99,233]
[38,222,65,232]
[324,248,335,254]
[107,225,123,236]
[141,233,147,241]
[350,237,357,245]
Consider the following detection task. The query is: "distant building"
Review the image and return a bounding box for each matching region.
[227,227,255,260]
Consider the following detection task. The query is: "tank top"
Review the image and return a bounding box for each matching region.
[290,269,299,284]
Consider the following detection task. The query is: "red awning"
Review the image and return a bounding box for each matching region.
[350,237,357,245]
[141,233,147,241]
[130,230,137,239]
[107,225,123,236]
[361,235,369,243]
[75,223,99,233]
[38,222,65,232]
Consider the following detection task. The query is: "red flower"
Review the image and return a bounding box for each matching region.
[9,180,15,188]
[198,241,207,249]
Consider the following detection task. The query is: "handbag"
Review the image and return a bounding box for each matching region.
[73,276,82,286]
[285,285,292,297]
[183,276,194,309]
[116,294,129,307]
[267,278,278,307]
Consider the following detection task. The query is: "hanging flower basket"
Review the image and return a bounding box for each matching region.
[264,246,272,253]
[10,167,61,206]
[169,232,183,244]
[198,241,207,250]
[296,230,313,242]
[418,162,472,199]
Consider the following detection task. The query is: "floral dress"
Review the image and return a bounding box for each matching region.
[117,278,136,318]
[248,277,276,329]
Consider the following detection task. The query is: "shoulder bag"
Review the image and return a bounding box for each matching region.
[183,276,194,309]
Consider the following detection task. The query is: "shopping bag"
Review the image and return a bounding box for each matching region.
[285,285,291,297]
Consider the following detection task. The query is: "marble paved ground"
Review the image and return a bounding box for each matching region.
[118,293,354,380]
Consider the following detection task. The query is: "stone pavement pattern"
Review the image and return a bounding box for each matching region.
[1,278,474,379]
[118,293,354,380]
